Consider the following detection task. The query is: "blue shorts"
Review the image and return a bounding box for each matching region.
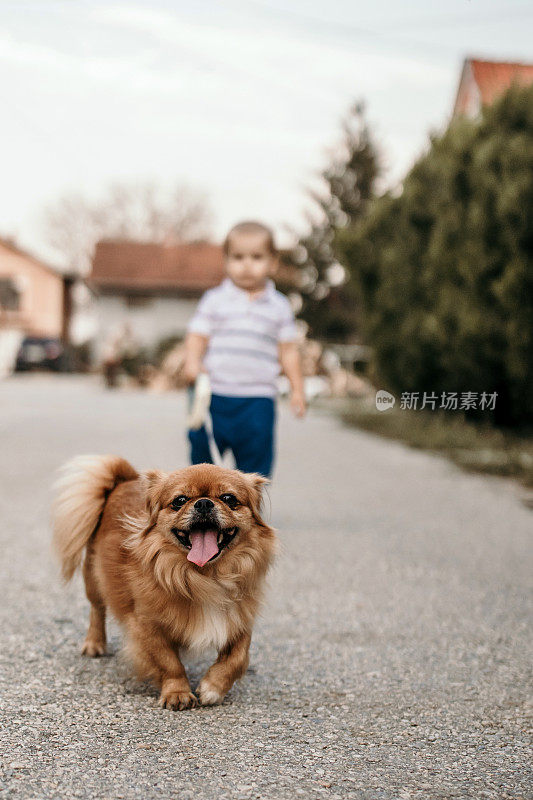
[188,394,275,478]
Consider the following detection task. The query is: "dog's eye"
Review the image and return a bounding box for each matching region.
[220,493,238,509]
[171,495,189,510]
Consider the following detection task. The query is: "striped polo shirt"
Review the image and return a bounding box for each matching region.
[188,278,298,398]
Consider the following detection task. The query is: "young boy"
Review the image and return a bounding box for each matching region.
[183,220,306,478]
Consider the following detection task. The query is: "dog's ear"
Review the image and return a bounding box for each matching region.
[243,472,269,523]
[143,469,168,528]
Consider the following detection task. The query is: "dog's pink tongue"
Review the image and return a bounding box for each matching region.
[187,530,219,567]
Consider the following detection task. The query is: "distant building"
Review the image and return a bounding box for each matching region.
[0,237,73,340]
[453,57,533,118]
[88,240,226,358]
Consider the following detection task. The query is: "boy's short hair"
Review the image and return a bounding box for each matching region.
[223,221,277,255]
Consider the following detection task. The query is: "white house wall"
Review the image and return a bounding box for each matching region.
[94,295,198,360]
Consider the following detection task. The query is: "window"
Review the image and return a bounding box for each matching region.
[0,278,20,311]
[125,294,153,308]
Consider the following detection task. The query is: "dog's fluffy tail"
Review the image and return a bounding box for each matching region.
[52,455,138,582]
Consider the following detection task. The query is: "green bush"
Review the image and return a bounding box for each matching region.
[337,85,533,427]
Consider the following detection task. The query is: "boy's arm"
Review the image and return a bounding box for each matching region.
[183,333,209,384]
[183,290,213,384]
[279,341,306,418]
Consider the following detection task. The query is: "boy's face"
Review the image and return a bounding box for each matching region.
[225,232,276,292]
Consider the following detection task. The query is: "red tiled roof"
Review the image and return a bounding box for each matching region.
[90,240,225,293]
[470,58,533,104]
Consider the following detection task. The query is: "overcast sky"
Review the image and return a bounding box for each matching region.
[1,0,533,262]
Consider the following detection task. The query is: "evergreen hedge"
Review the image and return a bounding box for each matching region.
[337,85,533,427]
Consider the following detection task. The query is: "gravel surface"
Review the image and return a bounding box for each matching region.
[1,375,531,800]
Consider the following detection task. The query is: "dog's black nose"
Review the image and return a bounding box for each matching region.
[194,498,214,514]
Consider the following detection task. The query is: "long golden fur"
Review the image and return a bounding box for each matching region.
[52,457,276,710]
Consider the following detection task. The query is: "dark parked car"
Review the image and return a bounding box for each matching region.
[15,337,68,372]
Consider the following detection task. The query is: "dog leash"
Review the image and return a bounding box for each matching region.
[187,373,224,467]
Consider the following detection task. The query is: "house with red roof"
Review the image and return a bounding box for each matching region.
[88,240,225,358]
[453,57,533,118]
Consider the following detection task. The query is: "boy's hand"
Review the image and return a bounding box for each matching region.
[182,359,202,385]
[290,390,306,418]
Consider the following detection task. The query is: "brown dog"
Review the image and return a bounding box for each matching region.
[52,456,276,709]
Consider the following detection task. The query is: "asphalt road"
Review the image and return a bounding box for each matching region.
[0,375,531,800]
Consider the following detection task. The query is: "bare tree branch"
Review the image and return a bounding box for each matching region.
[42,181,213,274]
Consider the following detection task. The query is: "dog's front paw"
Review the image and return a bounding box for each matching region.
[158,689,198,711]
[197,679,225,706]
[81,639,106,657]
